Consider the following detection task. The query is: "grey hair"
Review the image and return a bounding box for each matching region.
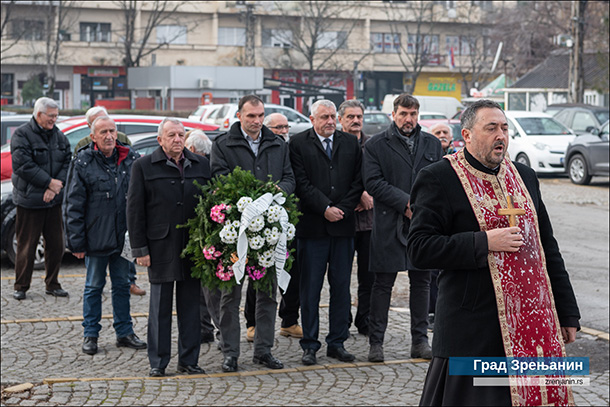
[263,113,287,127]
[90,116,114,134]
[185,130,212,155]
[429,122,453,137]
[310,99,337,117]
[158,117,184,137]
[338,99,364,117]
[33,97,59,117]
[461,99,504,130]
[86,106,109,125]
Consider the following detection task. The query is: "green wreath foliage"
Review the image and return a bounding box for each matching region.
[181,167,300,295]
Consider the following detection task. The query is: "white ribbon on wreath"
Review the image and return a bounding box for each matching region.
[234,192,291,292]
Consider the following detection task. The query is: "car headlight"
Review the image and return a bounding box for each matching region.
[534,142,549,151]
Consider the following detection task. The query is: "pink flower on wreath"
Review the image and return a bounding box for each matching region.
[246,265,267,281]
[203,246,222,260]
[216,262,234,281]
[210,203,231,224]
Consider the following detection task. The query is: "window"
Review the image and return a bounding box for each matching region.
[1,73,14,105]
[371,33,400,53]
[262,29,292,48]
[218,27,246,46]
[12,20,44,41]
[572,112,597,133]
[156,25,187,45]
[407,35,438,55]
[317,31,348,49]
[80,22,111,42]
[446,35,476,55]
[460,36,475,56]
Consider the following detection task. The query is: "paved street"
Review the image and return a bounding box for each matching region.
[1,177,609,406]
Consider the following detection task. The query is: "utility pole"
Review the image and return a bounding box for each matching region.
[568,0,587,103]
[244,2,256,66]
[353,60,359,100]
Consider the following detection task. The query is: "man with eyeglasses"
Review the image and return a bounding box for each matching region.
[10,97,71,300]
[263,113,291,141]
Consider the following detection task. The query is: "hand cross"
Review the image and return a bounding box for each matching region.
[498,195,526,227]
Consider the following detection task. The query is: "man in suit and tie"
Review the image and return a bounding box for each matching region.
[289,99,363,366]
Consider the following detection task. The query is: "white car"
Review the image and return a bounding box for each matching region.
[214,103,311,136]
[505,111,576,174]
[188,104,224,124]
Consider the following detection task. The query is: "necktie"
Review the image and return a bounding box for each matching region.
[324,138,332,159]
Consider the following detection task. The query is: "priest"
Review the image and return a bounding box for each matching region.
[407,99,580,406]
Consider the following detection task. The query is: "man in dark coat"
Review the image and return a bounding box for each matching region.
[289,99,363,366]
[408,100,580,406]
[10,97,71,300]
[127,118,211,377]
[211,95,295,373]
[363,93,443,363]
[337,99,375,336]
[64,116,146,355]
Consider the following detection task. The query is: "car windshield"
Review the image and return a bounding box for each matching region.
[594,111,609,123]
[364,114,391,125]
[514,117,572,135]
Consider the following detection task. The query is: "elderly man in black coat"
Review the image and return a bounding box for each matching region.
[363,94,443,363]
[211,94,295,373]
[289,99,363,366]
[127,118,211,377]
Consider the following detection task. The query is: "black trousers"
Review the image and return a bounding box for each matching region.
[244,240,301,328]
[368,270,431,346]
[354,230,374,334]
[148,279,201,369]
[14,205,64,292]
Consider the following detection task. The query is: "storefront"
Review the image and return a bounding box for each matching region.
[73,66,129,109]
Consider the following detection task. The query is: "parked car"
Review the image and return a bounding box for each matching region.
[564,120,609,185]
[548,104,610,135]
[362,111,392,135]
[505,111,575,174]
[188,104,224,124]
[214,103,311,136]
[1,114,68,146]
[419,111,448,120]
[1,144,11,181]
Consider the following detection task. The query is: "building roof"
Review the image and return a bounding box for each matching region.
[510,49,609,91]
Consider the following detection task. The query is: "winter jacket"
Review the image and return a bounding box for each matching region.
[10,117,71,208]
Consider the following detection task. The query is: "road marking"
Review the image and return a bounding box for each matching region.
[42,359,429,385]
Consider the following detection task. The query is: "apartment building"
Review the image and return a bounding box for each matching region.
[1,1,499,112]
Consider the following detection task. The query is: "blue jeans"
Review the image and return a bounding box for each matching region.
[83,253,133,338]
[129,261,137,285]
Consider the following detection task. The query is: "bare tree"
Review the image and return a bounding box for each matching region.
[44,1,78,97]
[1,0,25,61]
[265,1,363,84]
[115,0,196,68]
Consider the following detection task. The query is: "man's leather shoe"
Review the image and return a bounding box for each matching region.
[411,342,433,359]
[82,337,98,355]
[13,290,25,300]
[327,346,355,362]
[130,283,146,296]
[253,353,284,369]
[246,326,255,342]
[177,364,205,375]
[279,324,303,338]
[201,331,215,344]
[368,344,384,363]
[149,368,165,377]
[302,349,317,366]
[45,288,68,297]
[221,356,238,372]
[116,333,147,349]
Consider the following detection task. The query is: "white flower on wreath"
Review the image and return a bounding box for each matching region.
[286,223,296,240]
[248,215,265,232]
[266,204,282,223]
[232,220,240,228]
[249,235,265,250]
[219,224,238,244]
[258,249,274,268]
[236,197,253,213]
[264,226,280,245]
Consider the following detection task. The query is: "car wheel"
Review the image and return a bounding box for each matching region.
[6,222,46,270]
[568,154,592,185]
[516,153,531,168]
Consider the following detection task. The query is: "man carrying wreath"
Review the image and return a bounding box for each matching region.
[211,94,295,372]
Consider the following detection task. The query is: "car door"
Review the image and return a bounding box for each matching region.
[589,122,609,174]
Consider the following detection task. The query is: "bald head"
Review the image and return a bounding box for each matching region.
[264,113,290,139]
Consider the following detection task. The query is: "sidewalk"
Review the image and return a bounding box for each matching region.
[1,263,608,406]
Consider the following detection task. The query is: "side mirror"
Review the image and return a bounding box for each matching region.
[508,129,516,138]
[585,126,598,135]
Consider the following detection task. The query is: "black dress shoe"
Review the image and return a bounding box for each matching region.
[149,368,165,377]
[327,346,355,362]
[302,349,317,366]
[221,356,238,372]
[116,333,147,349]
[45,288,68,297]
[177,364,206,375]
[13,290,26,300]
[253,353,284,369]
[82,337,98,355]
